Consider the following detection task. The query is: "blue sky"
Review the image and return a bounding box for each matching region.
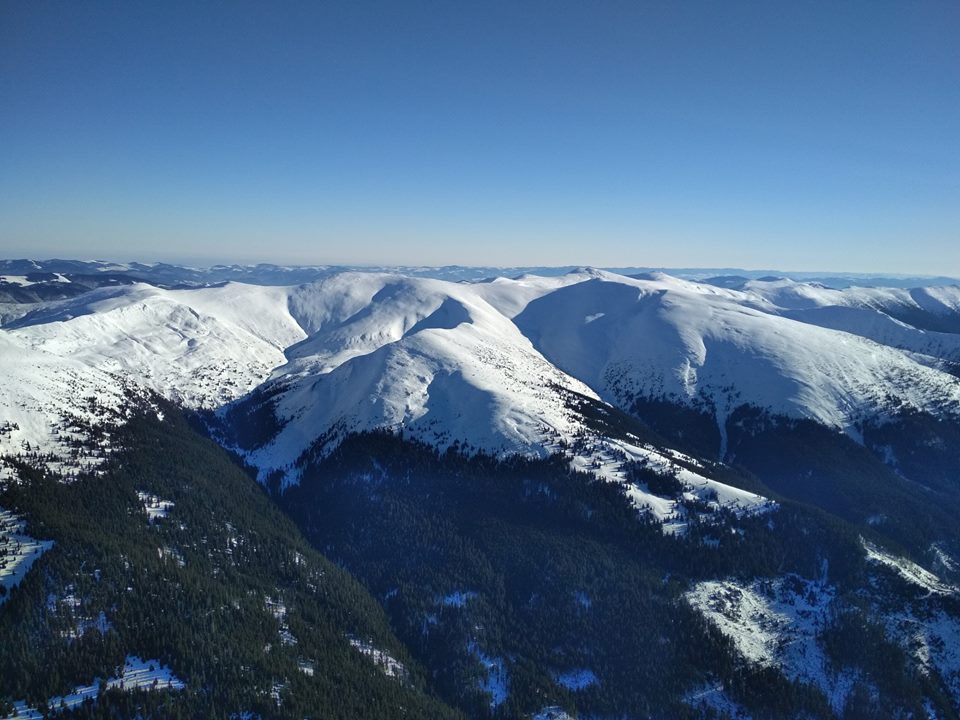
[1,1,957,273]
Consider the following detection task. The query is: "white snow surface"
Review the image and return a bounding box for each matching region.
[440,590,477,608]
[737,278,960,369]
[348,637,407,680]
[684,684,754,719]
[468,641,509,709]
[862,539,958,596]
[3,268,958,502]
[885,608,960,706]
[233,272,614,484]
[568,435,772,533]
[194,273,772,527]
[138,491,174,523]
[6,283,305,409]
[532,708,575,720]
[514,272,960,438]
[0,333,136,480]
[553,668,598,691]
[686,575,859,713]
[0,276,38,287]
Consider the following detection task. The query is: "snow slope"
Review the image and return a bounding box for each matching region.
[4,267,957,521]
[513,272,960,442]
[232,273,612,477]
[0,281,304,477]
[7,656,184,719]
[204,273,769,526]
[738,278,960,369]
[0,509,54,603]
[10,268,956,464]
[0,333,137,480]
[686,575,860,713]
[6,282,305,408]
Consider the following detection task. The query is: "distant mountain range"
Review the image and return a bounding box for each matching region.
[3,257,957,291]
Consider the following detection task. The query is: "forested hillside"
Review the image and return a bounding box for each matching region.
[278,431,959,719]
[0,402,459,719]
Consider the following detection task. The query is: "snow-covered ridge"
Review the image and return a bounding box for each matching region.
[5,282,305,409]
[3,267,958,498]
[513,272,960,440]
[190,272,771,531]
[233,273,609,484]
[5,258,957,289]
[0,274,70,287]
[862,539,958,596]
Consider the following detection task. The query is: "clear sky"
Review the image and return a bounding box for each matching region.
[1,1,957,273]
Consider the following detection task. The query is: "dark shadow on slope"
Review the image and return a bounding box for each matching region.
[406,297,473,335]
[270,429,958,720]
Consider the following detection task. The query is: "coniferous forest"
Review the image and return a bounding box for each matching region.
[3,399,957,718]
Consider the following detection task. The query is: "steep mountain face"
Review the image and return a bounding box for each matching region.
[3,266,959,535]
[277,431,960,719]
[9,269,958,474]
[214,272,771,533]
[511,273,960,527]
[3,264,960,718]
[230,273,603,475]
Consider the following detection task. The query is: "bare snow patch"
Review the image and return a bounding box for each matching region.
[687,575,857,713]
[0,509,53,604]
[65,611,112,640]
[685,683,754,719]
[885,609,960,705]
[862,539,958,596]
[158,545,186,567]
[348,637,407,680]
[931,543,958,576]
[439,590,477,608]
[6,656,183,718]
[553,668,598,691]
[533,707,575,720]
[264,596,297,646]
[0,276,40,287]
[138,491,174,523]
[569,436,773,535]
[468,641,509,709]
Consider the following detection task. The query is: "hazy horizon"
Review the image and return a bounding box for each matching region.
[3,255,959,283]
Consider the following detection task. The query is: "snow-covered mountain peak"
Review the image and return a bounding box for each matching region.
[514,273,960,437]
[233,274,608,481]
[6,282,305,409]
[4,265,959,509]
